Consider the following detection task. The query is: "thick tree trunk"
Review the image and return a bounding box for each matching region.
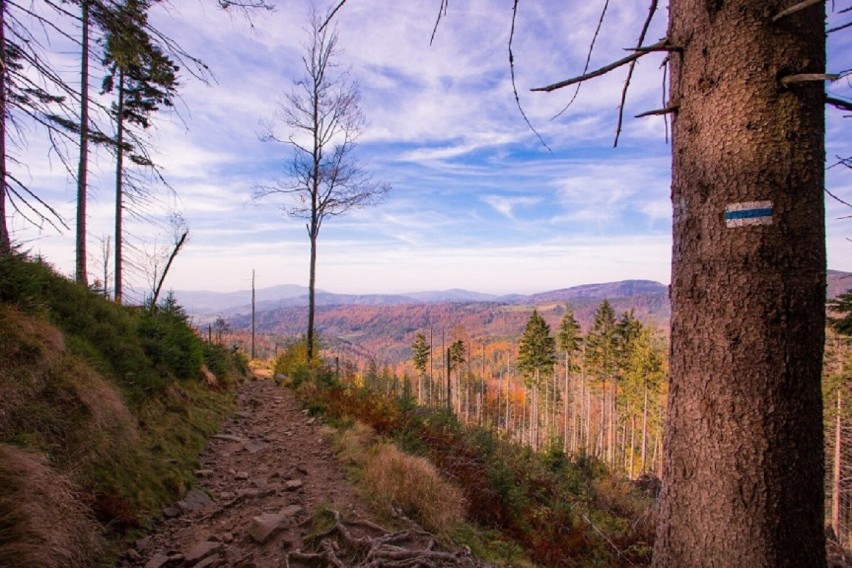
[76,0,90,285]
[654,1,826,565]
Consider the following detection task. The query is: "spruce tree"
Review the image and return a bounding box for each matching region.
[101,0,178,303]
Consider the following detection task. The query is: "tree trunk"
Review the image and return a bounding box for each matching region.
[0,0,9,255]
[641,384,648,473]
[113,72,125,303]
[307,221,317,361]
[654,1,826,565]
[833,387,842,541]
[76,0,90,285]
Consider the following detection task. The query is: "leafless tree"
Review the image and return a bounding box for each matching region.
[257,5,389,362]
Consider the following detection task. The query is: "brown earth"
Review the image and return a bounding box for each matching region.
[119,375,485,568]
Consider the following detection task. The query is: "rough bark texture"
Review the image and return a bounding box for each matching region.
[654,1,826,565]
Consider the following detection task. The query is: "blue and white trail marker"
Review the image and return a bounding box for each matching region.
[724,201,773,227]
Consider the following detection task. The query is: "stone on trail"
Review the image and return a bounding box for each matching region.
[178,489,214,513]
[143,552,170,568]
[212,434,244,443]
[183,540,223,566]
[285,479,303,491]
[248,506,303,544]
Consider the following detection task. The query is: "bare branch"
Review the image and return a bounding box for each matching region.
[508,0,550,151]
[635,105,678,118]
[552,0,610,119]
[827,96,852,112]
[780,72,839,86]
[614,0,659,147]
[532,40,666,93]
[828,20,852,33]
[826,187,852,210]
[320,0,347,33]
[429,0,449,46]
[772,0,824,22]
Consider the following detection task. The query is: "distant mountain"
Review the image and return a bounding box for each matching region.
[829,270,852,299]
[188,273,852,359]
[221,278,674,364]
[406,289,501,303]
[174,284,315,314]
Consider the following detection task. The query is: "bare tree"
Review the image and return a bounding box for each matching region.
[257,5,388,362]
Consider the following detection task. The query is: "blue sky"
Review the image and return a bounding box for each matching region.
[9,1,852,296]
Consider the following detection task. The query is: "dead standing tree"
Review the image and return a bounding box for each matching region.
[257,6,388,363]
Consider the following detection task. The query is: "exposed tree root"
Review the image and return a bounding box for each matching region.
[286,510,485,567]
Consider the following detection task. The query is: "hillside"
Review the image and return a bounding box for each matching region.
[220,272,852,365]
[0,254,246,566]
[229,283,671,364]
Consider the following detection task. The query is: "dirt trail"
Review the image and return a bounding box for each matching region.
[120,377,484,568]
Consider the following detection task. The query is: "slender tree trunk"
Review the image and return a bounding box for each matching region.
[76,0,90,285]
[446,347,451,411]
[113,72,125,303]
[833,388,842,540]
[307,221,317,361]
[0,0,9,255]
[641,383,648,473]
[151,230,187,307]
[627,414,636,479]
[251,269,256,359]
[655,1,826,565]
[564,356,569,452]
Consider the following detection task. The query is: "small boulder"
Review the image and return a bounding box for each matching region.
[248,513,288,544]
[248,506,302,544]
[178,489,213,513]
[143,553,170,568]
[184,540,223,566]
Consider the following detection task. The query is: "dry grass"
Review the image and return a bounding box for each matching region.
[0,444,104,568]
[331,421,377,470]
[0,305,65,434]
[362,443,465,534]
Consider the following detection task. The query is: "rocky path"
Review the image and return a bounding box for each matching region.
[121,377,484,568]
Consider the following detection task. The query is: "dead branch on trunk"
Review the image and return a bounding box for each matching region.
[532,39,669,93]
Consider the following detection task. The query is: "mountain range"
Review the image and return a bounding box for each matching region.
[177,270,852,320]
[176,271,852,365]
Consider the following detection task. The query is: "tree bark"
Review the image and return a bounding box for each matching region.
[76,0,90,285]
[654,1,826,565]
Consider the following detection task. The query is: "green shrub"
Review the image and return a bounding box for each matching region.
[138,293,204,381]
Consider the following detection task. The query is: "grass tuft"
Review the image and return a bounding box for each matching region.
[362,443,465,534]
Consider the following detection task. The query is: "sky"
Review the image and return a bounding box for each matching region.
[8,0,852,297]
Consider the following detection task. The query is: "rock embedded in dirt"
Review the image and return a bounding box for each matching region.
[142,553,170,568]
[213,434,244,443]
[247,506,302,544]
[183,540,223,566]
[178,490,214,513]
